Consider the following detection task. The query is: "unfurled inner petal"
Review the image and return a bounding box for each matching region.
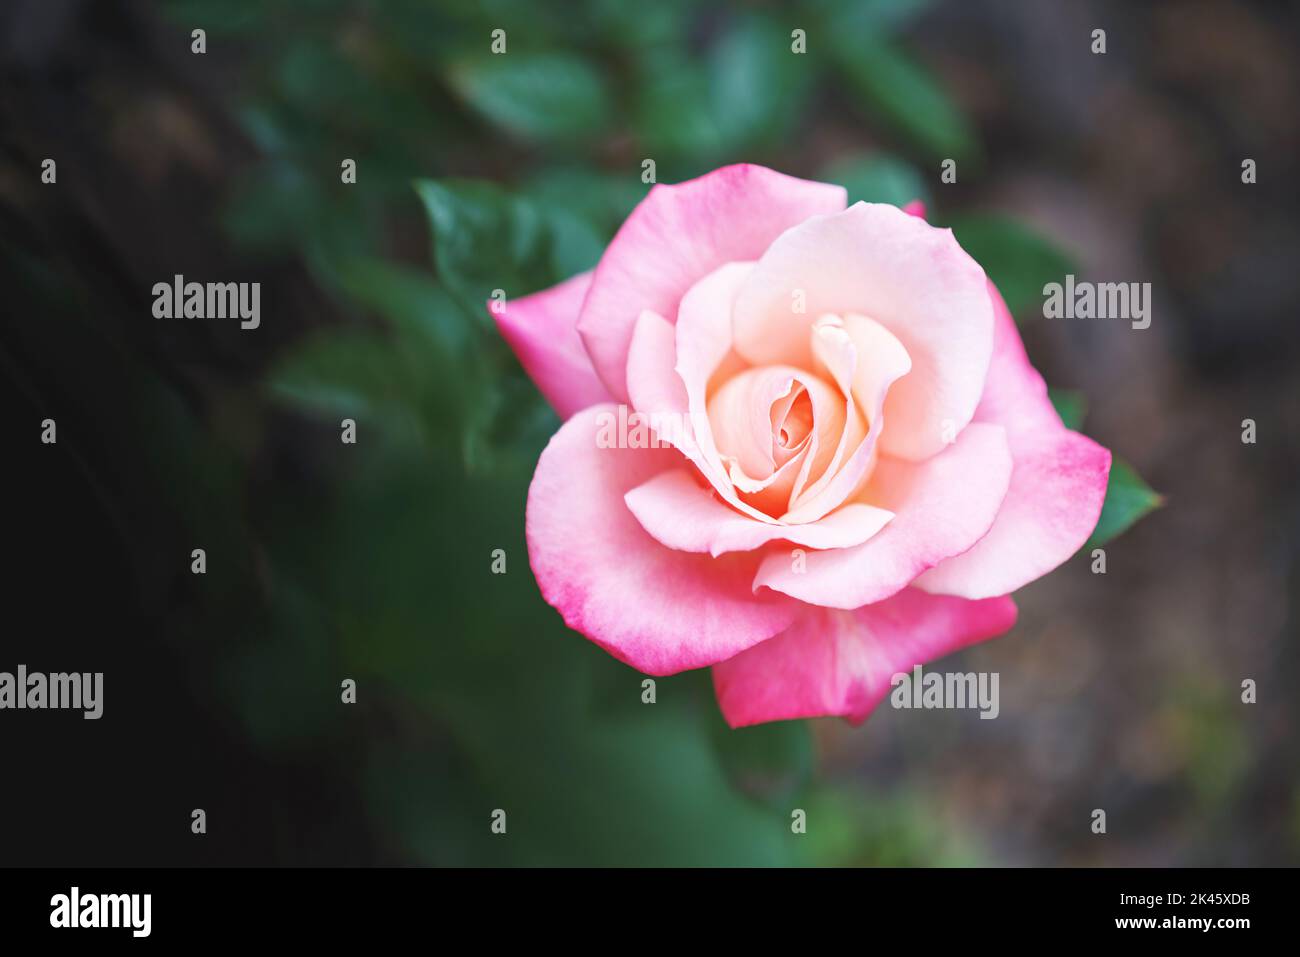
[706,365,848,518]
[771,387,812,462]
[782,312,912,524]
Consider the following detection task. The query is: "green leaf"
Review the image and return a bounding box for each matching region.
[335,258,495,440]
[412,178,605,464]
[710,717,813,808]
[265,330,426,445]
[334,259,470,356]
[632,30,813,163]
[946,215,1076,321]
[1048,387,1087,431]
[1087,458,1162,548]
[264,264,484,453]
[542,207,607,279]
[635,54,726,159]
[819,152,929,207]
[831,41,976,161]
[447,53,612,143]
[268,330,401,416]
[524,166,649,236]
[708,14,812,151]
[414,179,561,320]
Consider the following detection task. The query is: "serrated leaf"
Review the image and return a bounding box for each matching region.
[947,215,1076,321]
[1087,458,1162,548]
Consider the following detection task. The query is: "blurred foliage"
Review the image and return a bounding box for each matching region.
[794,787,986,866]
[830,40,977,163]
[448,53,613,143]
[151,0,1158,865]
[944,215,1076,322]
[820,152,931,207]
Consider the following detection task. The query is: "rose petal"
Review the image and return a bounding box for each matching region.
[782,316,864,512]
[712,588,1018,727]
[527,405,800,675]
[675,261,754,409]
[626,308,692,444]
[709,365,844,491]
[578,164,846,402]
[708,368,797,480]
[732,202,994,461]
[625,468,894,557]
[783,313,911,523]
[753,422,1013,609]
[672,262,761,491]
[625,308,783,525]
[492,270,612,418]
[914,284,1111,598]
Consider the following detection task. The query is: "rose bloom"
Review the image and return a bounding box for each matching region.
[493,164,1110,728]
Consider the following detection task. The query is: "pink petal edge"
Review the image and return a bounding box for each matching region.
[914,283,1111,598]
[577,164,846,402]
[491,270,611,419]
[526,404,801,676]
[712,588,1018,727]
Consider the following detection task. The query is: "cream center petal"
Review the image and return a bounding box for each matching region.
[771,387,813,461]
[729,445,810,519]
[782,314,868,512]
[706,363,844,520]
[782,311,913,525]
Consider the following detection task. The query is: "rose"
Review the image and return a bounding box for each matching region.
[493,164,1110,727]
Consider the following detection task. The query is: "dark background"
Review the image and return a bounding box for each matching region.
[1,0,1297,866]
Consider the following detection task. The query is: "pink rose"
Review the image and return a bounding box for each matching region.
[494,164,1110,727]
